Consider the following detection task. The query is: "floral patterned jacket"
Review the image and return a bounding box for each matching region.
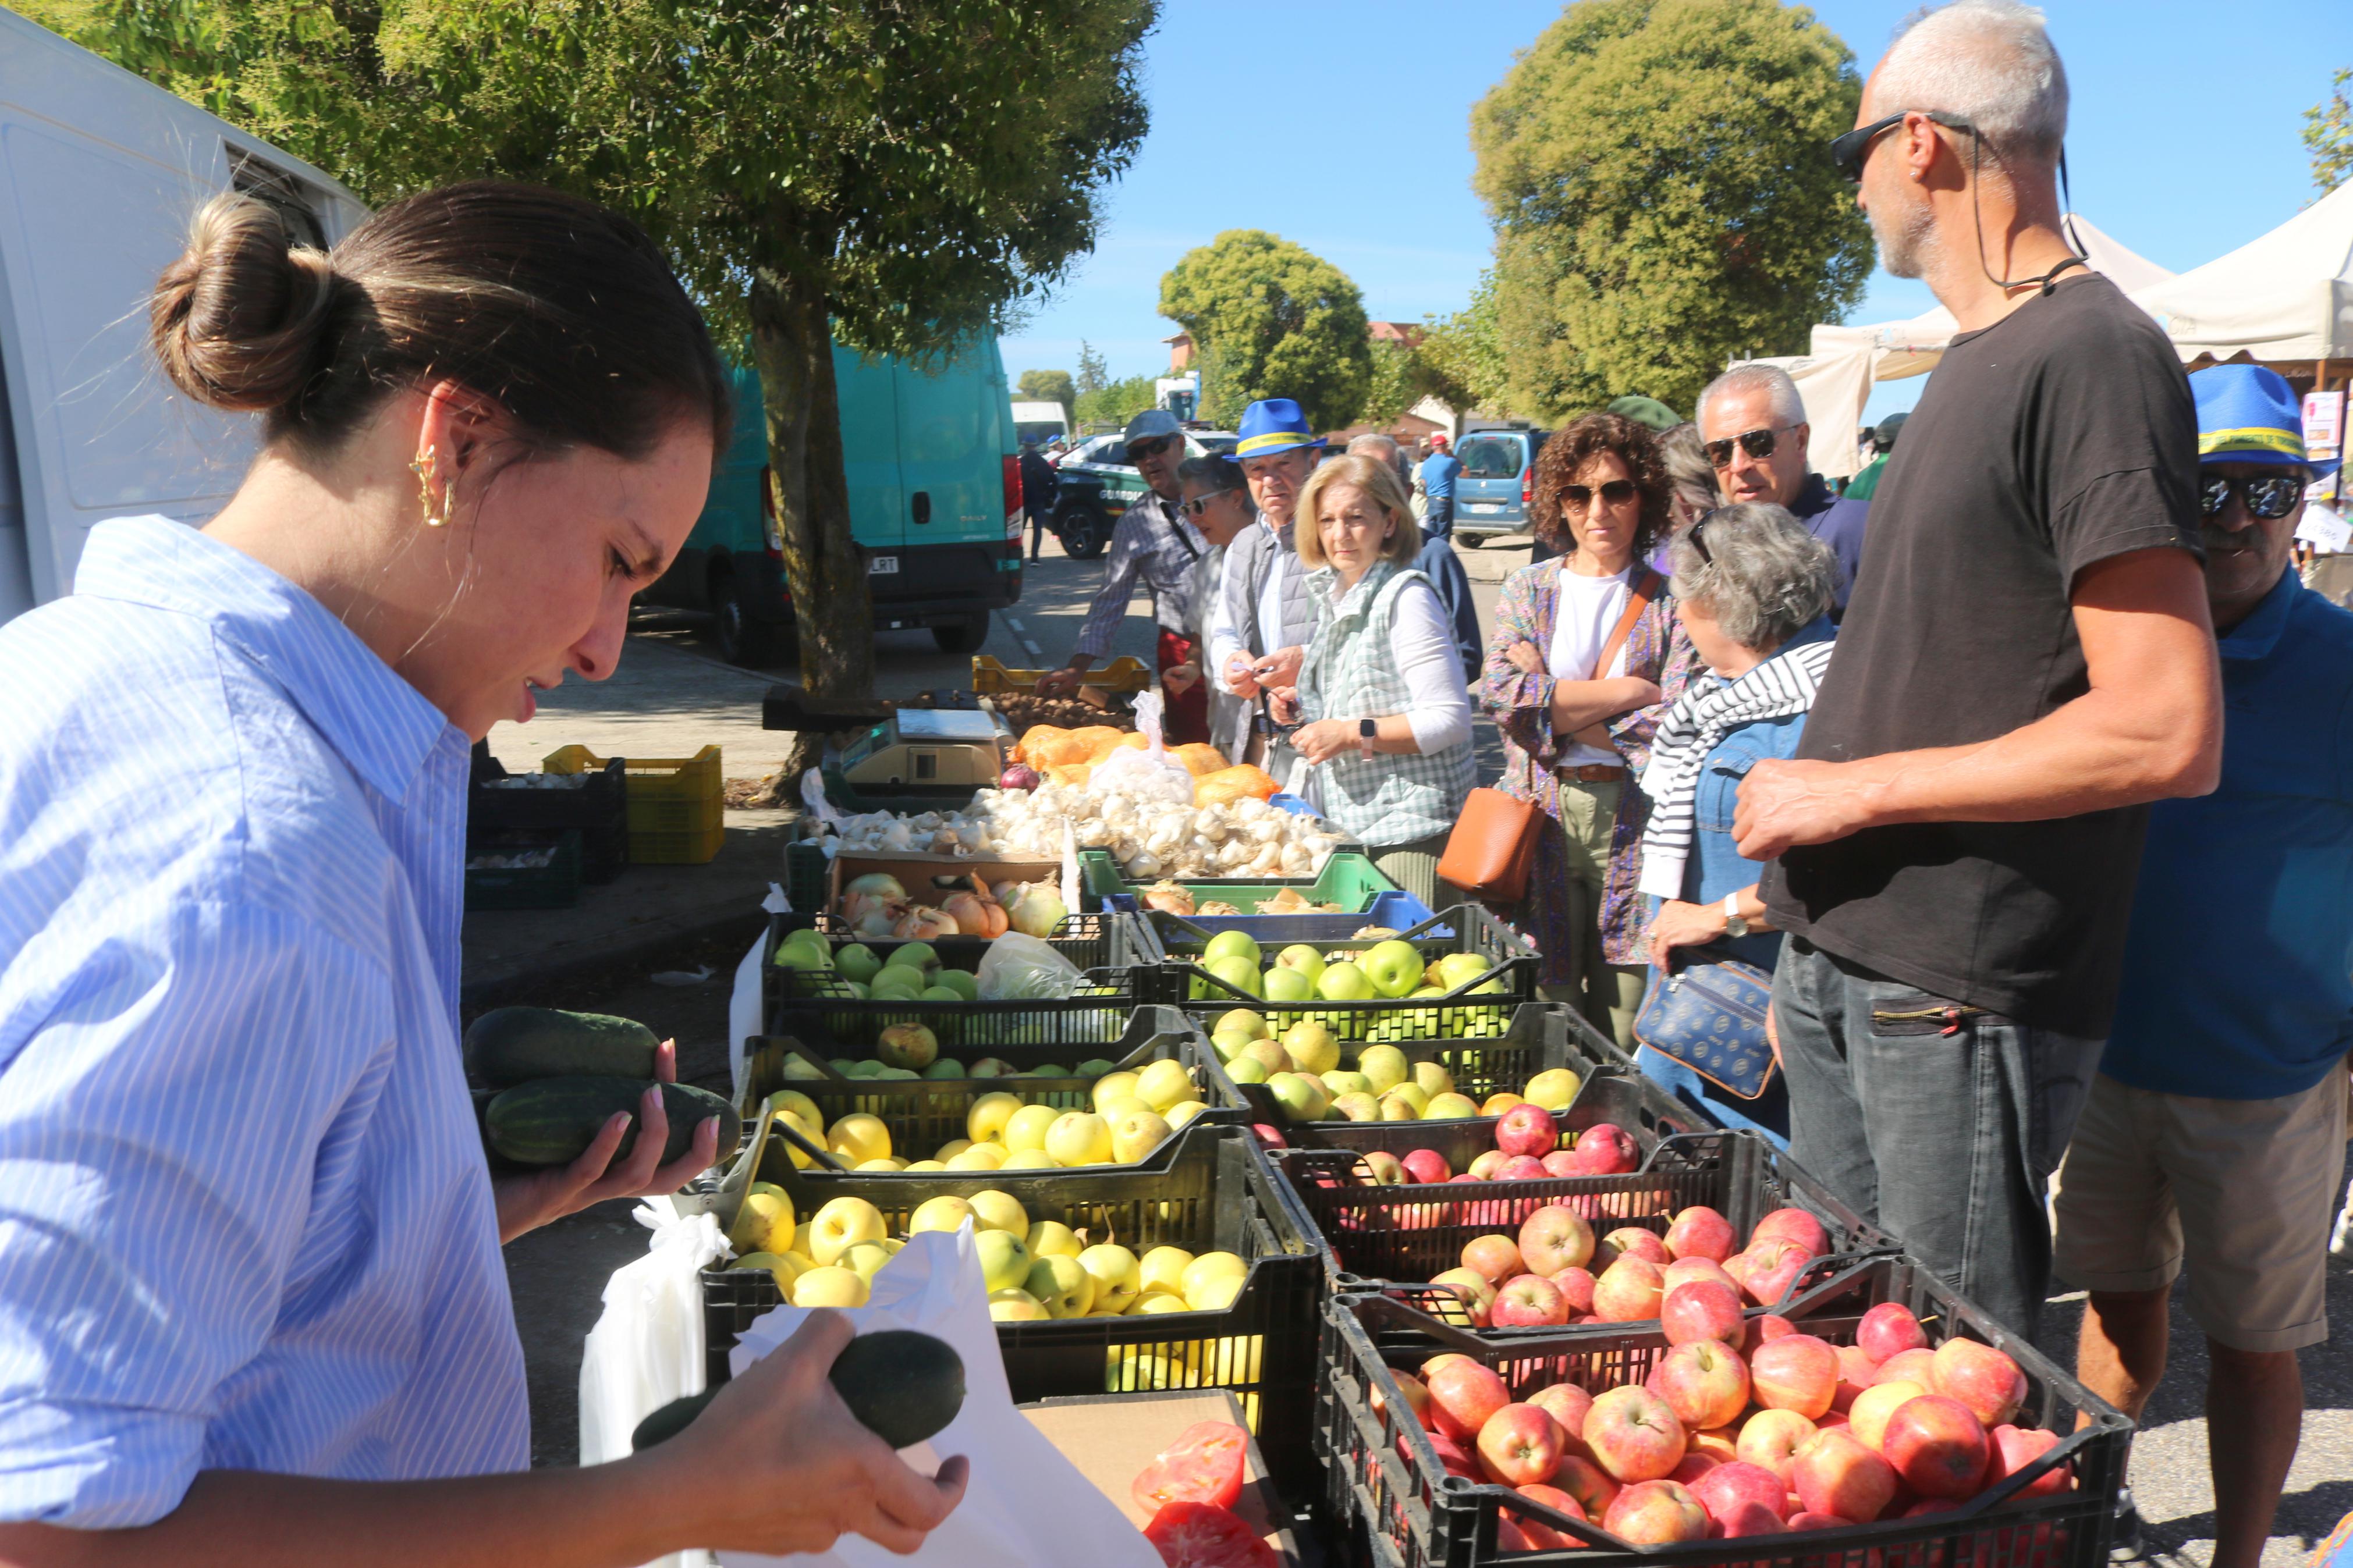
[1475,559,1700,966]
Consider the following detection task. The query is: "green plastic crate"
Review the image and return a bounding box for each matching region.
[1078,848,1398,914]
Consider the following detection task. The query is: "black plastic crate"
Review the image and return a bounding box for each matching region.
[739,1008,1248,1175]
[1201,1002,1627,1131]
[1315,1257,2129,1568]
[1138,905,1541,1039]
[463,829,582,911]
[701,1124,1327,1494]
[761,908,1157,1036]
[470,753,626,881]
[1275,1122,1896,1302]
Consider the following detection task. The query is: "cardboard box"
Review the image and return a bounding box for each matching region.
[1020,1389,1296,1564]
[828,852,1066,915]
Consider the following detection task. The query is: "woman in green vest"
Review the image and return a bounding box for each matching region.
[1265,454,1475,906]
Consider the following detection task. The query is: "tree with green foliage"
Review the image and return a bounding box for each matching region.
[2307,67,2353,195]
[1471,0,1872,418]
[1017,369,1077,418]
[1075,339,1112,397]
[26,0,1157,769]
[1074,374,1158,429]
[1159,230,1374,429]
[1417,274,1510,416]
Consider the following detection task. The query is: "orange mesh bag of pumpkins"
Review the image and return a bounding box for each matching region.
[1171,742,1230,777]
[1016,725,1086,767]
[1070,726,1127,763]
[1046,761,1095,788]
[1193,763,1280,806]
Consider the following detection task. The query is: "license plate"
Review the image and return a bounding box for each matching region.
[868,556,899,575]
[1465,503,1503,514]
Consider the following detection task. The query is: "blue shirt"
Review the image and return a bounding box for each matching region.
[1419,451,1461,500]
[1414,530,1483,682]
[1787,472,1869,614]
[1682,618,1836,970]
[2103,571,2353,1100]
[0,518,528,1526]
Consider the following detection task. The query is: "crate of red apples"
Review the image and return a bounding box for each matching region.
[1270,1084,1897,1318]
[1313,1253,2127,1566]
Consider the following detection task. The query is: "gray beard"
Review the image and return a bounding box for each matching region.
[1873,197,1939,281]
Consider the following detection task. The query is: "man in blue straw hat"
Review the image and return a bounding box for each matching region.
[2055,364,2352,1566]
[1209,399,1326,769]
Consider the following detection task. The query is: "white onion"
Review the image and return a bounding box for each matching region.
[893,905,959,941]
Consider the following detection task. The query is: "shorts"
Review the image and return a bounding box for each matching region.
[2053,1065,2347,1352]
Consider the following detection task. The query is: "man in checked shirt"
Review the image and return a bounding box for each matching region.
[1037,408,1212,744]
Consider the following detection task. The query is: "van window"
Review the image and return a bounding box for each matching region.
[1456,436,1525,479]
[228,148,326,249]
[1014,421,1065,446]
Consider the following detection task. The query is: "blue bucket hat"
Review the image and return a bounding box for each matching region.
[2191,363,2338,479]
[1234,398,1328,461]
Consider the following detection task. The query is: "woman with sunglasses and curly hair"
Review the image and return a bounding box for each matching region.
[1476,412,1698,1047]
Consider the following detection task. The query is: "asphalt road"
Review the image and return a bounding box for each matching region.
[487,529,2353,1565]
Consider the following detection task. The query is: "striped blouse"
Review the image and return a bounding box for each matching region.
[0,517,527,1526]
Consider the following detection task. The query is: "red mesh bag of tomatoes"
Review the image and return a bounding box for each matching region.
[1131,1421,1247,1514]
[1142,1501,1278,1568]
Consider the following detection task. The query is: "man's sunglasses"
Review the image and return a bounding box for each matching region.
[1563,479,1637,510]
[1830,109,1978,183]
[1703,426,1795,469]
[2199,472,2305,521]
[1126,435,1181,462]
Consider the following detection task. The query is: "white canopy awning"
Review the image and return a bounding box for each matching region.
[2132,180,2353,362]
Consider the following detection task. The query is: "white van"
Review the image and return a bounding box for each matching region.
[0,12,368,627]
[1008,399,1070,448]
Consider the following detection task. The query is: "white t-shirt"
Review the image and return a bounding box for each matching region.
[1547,564,1632,768]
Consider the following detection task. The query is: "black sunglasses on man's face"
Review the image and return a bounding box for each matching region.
[2199,472,2305,521]
[1830,109,1979,183]
[1703,426,1795,470]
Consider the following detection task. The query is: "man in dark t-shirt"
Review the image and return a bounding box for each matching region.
[1735,4,2221,1339]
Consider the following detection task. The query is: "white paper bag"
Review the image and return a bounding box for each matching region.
[718,1228,1160,1568]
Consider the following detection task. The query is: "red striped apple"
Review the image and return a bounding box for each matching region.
[1548,1265,1598,1315]
[1491,1273,1571,1327]
[1751,1334,1841,1418]
[1789,1429,1897,1524]
[1583,1385,1687,1483]
[1568,1122,1638,1174]
[1877,1346,1940,1389]
[1880,1393,1990,1499]
[1495,1102,1557,1158]
[1428,1267,1496,1327]
[1517,1204,1595,1275]
[1461,1233,1525,1284]
[1603,1226,1670,1265]
[1602,1478,1709,1544]
[1553,1453,1620,1520]
[1833,1344,1880,1411]
[1846,1378,1927,1453]
[1425,1358,1509,1444]
[1690,1459,1791,1526]
[1663,1205,1736,1262]
[1649,1340,1751,1431]
[1734,1407,1815,1482]
[1592,1256,1666,1322]
[1527,1384,1594,1453]
[1661,1279,1745,1347]
[1400,1148,1450,1184]
[1477,1402,1568,1486]
[1497,1154,1549,1181]
[1984,1423,2070,1496]
[1509,1484,1587,1546]
[1930,1338,2027,1427]
[1749,1207,1829,1256]
[1857,1301,1928,1364]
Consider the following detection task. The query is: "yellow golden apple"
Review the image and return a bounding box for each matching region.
[945,1144,1007,1171]
[1110,1109,1172,1164]
[1134,1058,1195,1112]
[1044,1111,1114,1168]
[1002,1103,1061,1153]
[807,1196,885,1265]
[792,1265,869,1308]
[908,1195,977,1236]
[1140,1246,1197,1298]
[826,1113,892,1165]
[967,1091,1024,1146]
[1077,1243,1142,1314]
[967,1189,1029,1236]
[1026,1220,1083,1260]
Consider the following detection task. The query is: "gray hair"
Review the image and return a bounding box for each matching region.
[1347,432,1399,460]
[1177,453,1248,497]
[1697,364,1805,433]
[1669,502,1840,651]
[1656,422,1720,514]
[1876,1,2068,163]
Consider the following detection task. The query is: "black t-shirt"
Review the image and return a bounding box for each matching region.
[1760,276,2201,1036]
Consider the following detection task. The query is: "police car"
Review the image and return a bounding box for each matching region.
[1048,427,1238,559]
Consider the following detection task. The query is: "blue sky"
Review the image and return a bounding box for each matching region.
[1000,0,2351,425]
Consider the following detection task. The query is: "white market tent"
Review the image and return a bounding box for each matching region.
[1754,215,2176,478]
[2133,179,2353,364]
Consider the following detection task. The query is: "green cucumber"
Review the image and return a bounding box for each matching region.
[829,1330,966,1450]
[631,1388,716,1450]
[483,1076,740,1167]
[465,1007,661,1086]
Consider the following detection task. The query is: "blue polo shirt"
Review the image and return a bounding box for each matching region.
[2102,570,2353,1100]
[1419,451,1460,500]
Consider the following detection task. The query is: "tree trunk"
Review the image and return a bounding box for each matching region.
[748,259,873,793]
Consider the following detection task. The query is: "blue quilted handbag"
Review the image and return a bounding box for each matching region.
[1633,947,1777,1100]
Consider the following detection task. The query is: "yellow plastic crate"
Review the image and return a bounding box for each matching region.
[970,654,1151,695]
[544,745,724,861]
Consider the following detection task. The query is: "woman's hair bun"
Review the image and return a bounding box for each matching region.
[150,193,339,417]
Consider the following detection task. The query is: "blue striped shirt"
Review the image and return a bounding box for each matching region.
[0,517,528,1526]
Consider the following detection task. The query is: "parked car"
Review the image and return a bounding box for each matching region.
[646,344,1023,665]
[1048,428,1237,559]
[0,11,369,630]
[1449,422,1551,546]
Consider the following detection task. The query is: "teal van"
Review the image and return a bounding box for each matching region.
[650,341,1024,664]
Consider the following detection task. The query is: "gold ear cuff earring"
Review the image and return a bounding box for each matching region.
[410,446,455,528]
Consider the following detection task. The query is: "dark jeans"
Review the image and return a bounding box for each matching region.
[1422,495,1453,538]
[1026,505,1049,559]
[1773,939,2103,1338]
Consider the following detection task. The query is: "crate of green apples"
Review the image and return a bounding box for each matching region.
[700,1122,1329,1493]
[1137,908,1541,1041]
[1198,1000,1635,1136]
[737,1007,1248,1179]
[763,917,1156,1042]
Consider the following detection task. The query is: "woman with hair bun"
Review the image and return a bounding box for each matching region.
[0,184,964,1563]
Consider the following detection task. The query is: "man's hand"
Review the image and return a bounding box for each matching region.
[492,1040,721,1242]
[1034,667,1083,699]
[1254,646,1305,690]
[1162,662,1199,696]
[1732,757,1872,862]
[1645,899,1730,970]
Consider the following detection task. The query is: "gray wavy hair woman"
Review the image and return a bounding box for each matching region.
[1631,502,1841,1143]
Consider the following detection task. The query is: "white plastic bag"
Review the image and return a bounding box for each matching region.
[579,1202,733,1568]
[973,931,1082,1000]
[719,1228,1157,1568]
[1089,691,1196,807]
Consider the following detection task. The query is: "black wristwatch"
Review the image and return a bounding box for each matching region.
[1358,718,1378,758]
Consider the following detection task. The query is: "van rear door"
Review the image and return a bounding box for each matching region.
[1453,432,1530,534]
[833,345,904,571]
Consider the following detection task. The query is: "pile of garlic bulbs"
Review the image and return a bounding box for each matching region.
[823,781,1344,881]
